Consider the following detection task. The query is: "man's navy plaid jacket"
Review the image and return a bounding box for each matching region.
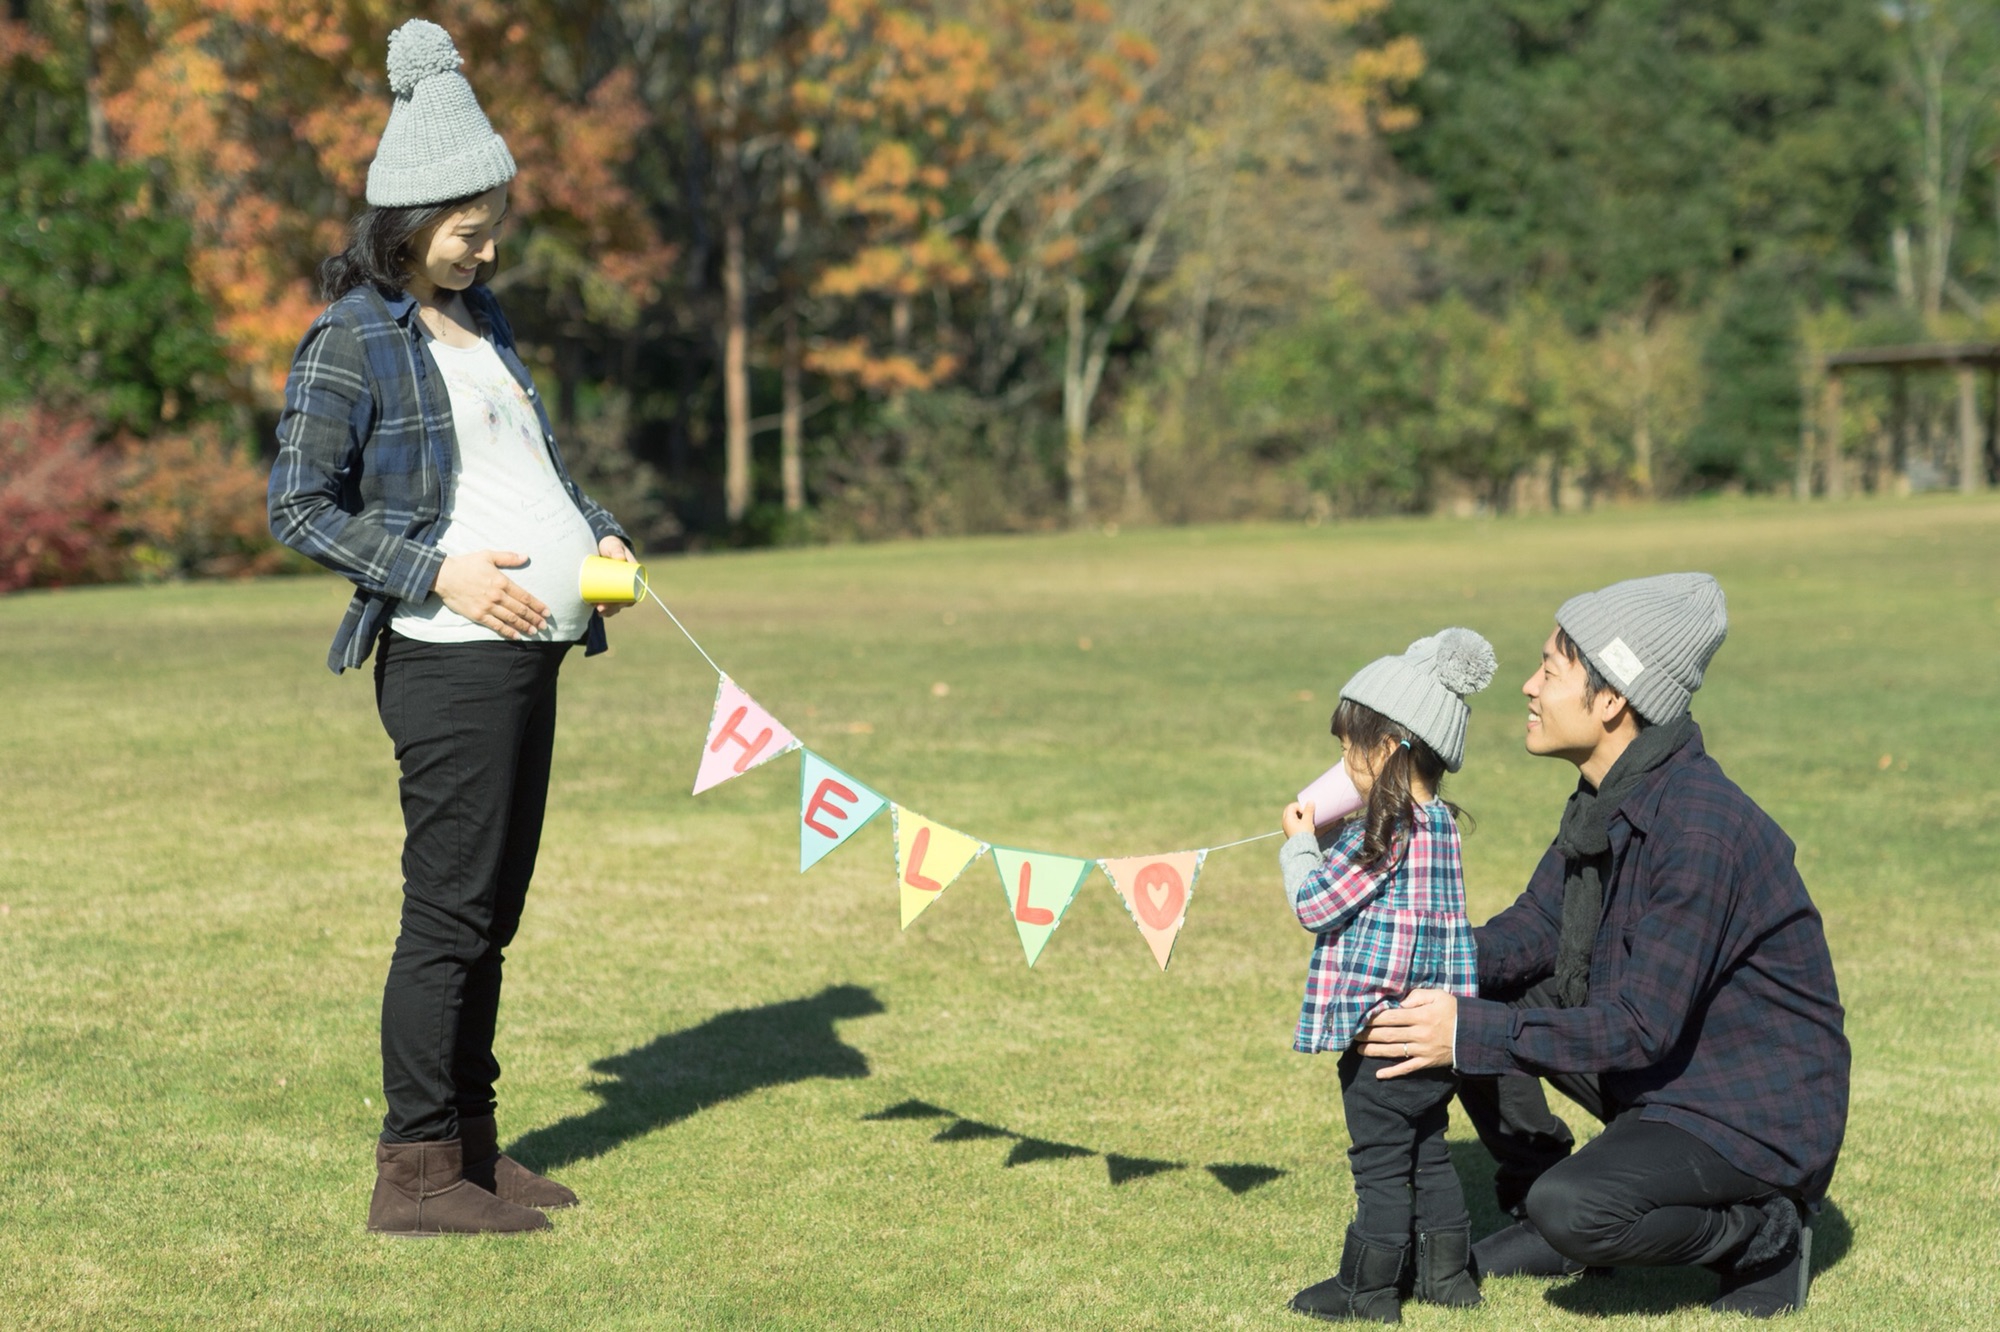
[268,283,628,674]
[1455,724,1850,1199]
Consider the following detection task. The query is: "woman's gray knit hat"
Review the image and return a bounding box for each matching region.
[1339,628,1498,772]
[365,20,517,208]
[1555,572,1728,724]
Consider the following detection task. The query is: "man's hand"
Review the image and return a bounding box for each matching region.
[434,550,548,640]
[1355,989,1457,1078]
[1281,800,1317,838]
[595,535,637,618]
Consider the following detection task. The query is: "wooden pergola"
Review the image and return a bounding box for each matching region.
[1811,342,1997,497]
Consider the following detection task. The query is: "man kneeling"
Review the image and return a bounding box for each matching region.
[1357,574,1849,1318]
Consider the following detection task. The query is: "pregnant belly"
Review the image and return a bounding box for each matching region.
[437,492,600,635]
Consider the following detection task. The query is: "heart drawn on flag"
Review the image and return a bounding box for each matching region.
[1132,861,1185,930]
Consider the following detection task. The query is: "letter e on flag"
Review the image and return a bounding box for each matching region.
[798,751,888,872]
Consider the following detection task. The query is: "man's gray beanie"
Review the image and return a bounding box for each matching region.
[1555,573,1728,724]
[1339,628,1498,772]
[365,20,517,208]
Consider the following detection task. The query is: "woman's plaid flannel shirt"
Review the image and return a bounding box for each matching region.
[1283,801,1478,1054]
[268,284,628,674]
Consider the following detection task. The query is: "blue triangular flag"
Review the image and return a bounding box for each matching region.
[798,750,889,872]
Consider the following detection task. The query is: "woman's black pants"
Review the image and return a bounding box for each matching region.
[373,631,571,1144]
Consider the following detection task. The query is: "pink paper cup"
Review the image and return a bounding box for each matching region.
[1297,762,1364,828]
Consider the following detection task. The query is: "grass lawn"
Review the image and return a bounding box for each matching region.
[3,496,1998,1330]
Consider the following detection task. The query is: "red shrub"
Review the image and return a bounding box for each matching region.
[0,409,123,593]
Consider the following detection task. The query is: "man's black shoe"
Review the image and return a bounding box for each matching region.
[1470,1218,1587,1278]
[1709,1201,1810,1318]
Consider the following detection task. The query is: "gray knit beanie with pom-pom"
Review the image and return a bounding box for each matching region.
[1338,628,1498,772]
[365,19,516,207]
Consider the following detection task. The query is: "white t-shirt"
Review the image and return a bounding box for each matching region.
[390,335,601,644]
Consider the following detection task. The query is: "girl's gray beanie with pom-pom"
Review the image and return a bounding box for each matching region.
[1338,628,1498,772]
[365,19,516,208]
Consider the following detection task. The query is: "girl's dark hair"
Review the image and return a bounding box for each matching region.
[1330,697,1469,870]
[318,192,499,302]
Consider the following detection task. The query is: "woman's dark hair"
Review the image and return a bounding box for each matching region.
[318,192,499,302]
[1330,697,1469,871]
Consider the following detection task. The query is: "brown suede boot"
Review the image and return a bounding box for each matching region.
[459,1114,579,1210]
[365,1138,551,1236]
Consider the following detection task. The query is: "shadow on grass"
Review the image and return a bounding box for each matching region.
[1448,1140,1507,1237]
[863,1097,1286,1194]
[509,984,885,1171]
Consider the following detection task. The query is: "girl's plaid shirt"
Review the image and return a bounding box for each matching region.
[1285,801,1478,1054]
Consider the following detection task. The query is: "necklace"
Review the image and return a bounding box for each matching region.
[418,293,471,345]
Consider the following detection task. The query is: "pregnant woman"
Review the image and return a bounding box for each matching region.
[268,19,637,1236]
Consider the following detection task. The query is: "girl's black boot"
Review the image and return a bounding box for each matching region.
[1414,1225,1483,1307]
[1290,1226,1406,1323]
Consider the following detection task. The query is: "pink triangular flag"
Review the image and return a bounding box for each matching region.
[692,676,801,794]
[1101,851,1206,970]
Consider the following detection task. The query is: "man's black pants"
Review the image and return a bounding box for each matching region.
[1338,1050,1469,1244]
[1456,979,1786,1268]
[373,631,571,1144]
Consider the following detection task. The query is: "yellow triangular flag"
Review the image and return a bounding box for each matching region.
[891,806,985,929]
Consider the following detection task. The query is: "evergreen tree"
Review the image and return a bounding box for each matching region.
[0,154,227,434]
[1688,263,1802,489]
[1377,0,1900,321]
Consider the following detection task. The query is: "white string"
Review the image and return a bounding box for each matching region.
[641,588,1285,859]
[1202,829,1284,853]
[644,583,726,678]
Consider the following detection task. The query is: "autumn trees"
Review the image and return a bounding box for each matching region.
[5,0,1968,566]
[610,0,1421,527]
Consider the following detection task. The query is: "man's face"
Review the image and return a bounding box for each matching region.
[1523,626,1602,762]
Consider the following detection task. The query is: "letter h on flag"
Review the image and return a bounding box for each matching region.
[693,677,801,795]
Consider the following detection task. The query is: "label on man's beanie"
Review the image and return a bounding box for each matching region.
[1598,637,1646,688]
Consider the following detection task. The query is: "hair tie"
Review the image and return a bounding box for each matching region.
[1398,739,1412,751]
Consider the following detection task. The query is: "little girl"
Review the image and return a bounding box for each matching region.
[1278,629,1495,1324]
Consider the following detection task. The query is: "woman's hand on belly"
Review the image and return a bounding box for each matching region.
[595,536,637,618]
[434,550,551,640]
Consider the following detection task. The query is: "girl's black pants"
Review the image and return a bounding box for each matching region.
[372,630,572,1143]
[1338,1049,1471,1244]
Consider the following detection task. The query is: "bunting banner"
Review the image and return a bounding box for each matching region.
[639,571,1287,969]
[1100,851,1207,971]
[892,807,987,929]
[693,676,801,795]
[989,847,1094,967]
[798,751,888,872]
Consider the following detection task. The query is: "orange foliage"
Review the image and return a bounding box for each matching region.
[0,14,51,64]
[797,0,1000,396]
[118,427,287,579]
[806,339,959,394]
[102,1,671,408]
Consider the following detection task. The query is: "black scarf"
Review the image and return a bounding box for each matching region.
[1551,714,1696,1007]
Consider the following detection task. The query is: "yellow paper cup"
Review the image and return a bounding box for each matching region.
[579,554,648,605]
